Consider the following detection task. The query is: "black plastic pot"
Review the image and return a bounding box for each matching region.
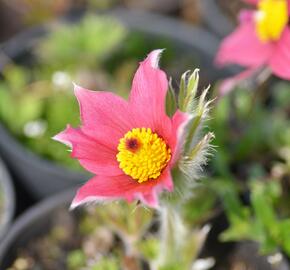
[0,188,75,267]
[0,123,88,200]
[200,0,235,38]
[0,8,232,200]
[0,156,15,241]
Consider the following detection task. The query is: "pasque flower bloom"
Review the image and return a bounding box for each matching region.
[53,50,190,209]
[216,0,290,94]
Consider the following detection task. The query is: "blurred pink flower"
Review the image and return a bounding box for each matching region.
[53,50,189,209]
[216,0,290,94]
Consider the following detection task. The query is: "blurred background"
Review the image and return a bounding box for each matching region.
[0,0,289,269]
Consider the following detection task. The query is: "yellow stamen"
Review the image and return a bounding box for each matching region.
[255,0,288,42]
[117,128,171,183]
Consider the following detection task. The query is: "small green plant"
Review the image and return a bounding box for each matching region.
[38,15,127,69]
[212,178,290,256]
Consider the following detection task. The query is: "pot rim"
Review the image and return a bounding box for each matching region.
[0,156,15,241]
[0,188,75,265]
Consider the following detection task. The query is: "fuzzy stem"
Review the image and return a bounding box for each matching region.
[154,205,189,270]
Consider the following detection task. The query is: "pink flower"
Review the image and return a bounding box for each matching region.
[53,50,190,209]
[216,0,290,94]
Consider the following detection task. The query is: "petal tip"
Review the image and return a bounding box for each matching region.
[51,134,60,142]
[52,124,73,146]
[144,49,165,69]
[73,83,96,98]
[69,200,79,210]
[70,194,91,210]
[73,82,84,96]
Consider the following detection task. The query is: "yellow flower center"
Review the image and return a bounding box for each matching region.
[255,0,288,42]
[117,128,171,183]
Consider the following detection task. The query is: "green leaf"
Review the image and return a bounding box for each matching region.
[2,65,28,91]
[278,220,290,256]
[178,70,190,110]
[183,69,199,112]
[67,250,86,269]
[251,181,278,231]
[91,257,118,270]
[138,238,159,260]
[166,78,177,117]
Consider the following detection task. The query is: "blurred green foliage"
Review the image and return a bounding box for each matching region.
[206,83,290,256]
[91,258,118,270]
[38,16,127,69]
[183,185,216,225]
[211,178,290,256]
[67,250,87,269]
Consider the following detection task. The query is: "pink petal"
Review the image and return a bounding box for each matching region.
[269,27,290,80]
[219,67,259,95]
[74,84,136,149]
[238,9,255,23]
[169,110,191,165]
[53,125,122,176]
[139,192,159,208]
[129,50,172,143]
[216,21,272,68]
[157,167,174,192]
[130,168,174,207]
[71,167,173,209]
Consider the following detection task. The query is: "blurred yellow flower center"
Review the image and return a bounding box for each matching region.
[117,128,171,183]
[255,0,288,42]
